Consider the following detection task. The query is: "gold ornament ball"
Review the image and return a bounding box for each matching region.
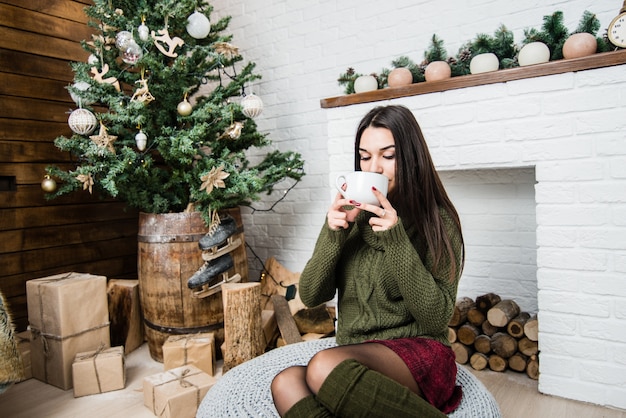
[177,99,193,116]
[41,175,57,193]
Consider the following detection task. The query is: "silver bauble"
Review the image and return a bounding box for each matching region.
[186,12,211,39]
[68,108,98,135]
[241,93,264,118]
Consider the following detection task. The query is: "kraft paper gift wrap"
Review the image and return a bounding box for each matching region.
[26,272,110,390]
[143,365,216,418]
[72,345,125,397]
[162,333,215,376]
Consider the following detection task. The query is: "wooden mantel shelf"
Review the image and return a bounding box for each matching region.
[320,49,626,109]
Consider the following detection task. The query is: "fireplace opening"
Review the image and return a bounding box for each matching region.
[440,167,538,313]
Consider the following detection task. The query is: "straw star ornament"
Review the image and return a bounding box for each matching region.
[90,122,117,153]
[200,165,229,195]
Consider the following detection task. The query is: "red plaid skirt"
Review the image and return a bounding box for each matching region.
[367,337,462,414]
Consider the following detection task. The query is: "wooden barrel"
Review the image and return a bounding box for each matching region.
[137,208,248,362]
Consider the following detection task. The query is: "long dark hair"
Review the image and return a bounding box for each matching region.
[354,105,464,281]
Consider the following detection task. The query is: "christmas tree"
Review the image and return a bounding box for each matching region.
[47,0,305,226]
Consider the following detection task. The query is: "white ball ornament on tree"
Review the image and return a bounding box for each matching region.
[186,11,211,39]
[241,93,264,118]
[87,54,99,65]
[115,30,133,50]
[135,130,148,151]
[68,108,98,135]
[69,81,94,106]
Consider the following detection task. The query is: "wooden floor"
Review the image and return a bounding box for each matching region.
[1,343,624,418]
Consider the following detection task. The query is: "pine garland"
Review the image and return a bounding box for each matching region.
[340,9,613,92]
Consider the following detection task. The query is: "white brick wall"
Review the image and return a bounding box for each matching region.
[211,0,626,409]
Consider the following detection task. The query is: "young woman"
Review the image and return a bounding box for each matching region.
[271,105,465,417]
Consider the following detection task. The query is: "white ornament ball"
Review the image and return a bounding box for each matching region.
[68,108,97,135]
[138,23,150,41]
[87,54,99,65]
[115,30,133,50]
[469,53,500,74]
[186,12,211,39]
[353,75,378,93]
[241,93,264,118]
[135,130,147,151]
[518,42,550,66]
[177,99,193,116]
[69,81,94,106]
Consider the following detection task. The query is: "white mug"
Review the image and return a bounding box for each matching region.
[335,172,388,206]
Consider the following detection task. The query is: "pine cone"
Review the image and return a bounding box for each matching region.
[447,56,457,65]
[457,49,472,62]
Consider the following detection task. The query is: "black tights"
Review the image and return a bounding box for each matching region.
[271,343,422,416]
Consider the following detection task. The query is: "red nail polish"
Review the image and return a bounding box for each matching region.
[372,186,377,191]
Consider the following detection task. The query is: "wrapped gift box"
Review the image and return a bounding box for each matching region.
[143,365,216,418]
[72,345,125,397]
[163,333,215,376]
[15,330,31,382]
[26,272,110,390]
[107,279,144,354]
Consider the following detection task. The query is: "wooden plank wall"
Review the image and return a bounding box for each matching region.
[0,0,139,331]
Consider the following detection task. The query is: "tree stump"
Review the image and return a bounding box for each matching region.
[458,323,481,346]
[222,282,265,372]
[107,279,144,354]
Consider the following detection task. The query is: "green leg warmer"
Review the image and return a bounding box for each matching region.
[283,395,333,418]
[316,359,447,418]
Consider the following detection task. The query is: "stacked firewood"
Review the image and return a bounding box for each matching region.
[448,293,539,380]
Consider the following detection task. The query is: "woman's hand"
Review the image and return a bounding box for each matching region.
[327,187,397,232]
[365,186,398,232]
[327,192,361,230]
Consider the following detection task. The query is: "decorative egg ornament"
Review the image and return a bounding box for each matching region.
[518,42,550,66]
[469,53,500,74]
[186,12,211,39]
[135,130,148,151]
[562,33,597,59]
[387,67,413,88]
[177,97,193,116]
[68,108,98,135]
[41,175,57,193]
[424,61,451,82]
[241,93,264,118]
[353,75,378,93]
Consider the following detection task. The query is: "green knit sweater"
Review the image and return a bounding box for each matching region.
[299,209,463,347]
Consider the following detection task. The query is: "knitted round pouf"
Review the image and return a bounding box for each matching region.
[197,338,501,418]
